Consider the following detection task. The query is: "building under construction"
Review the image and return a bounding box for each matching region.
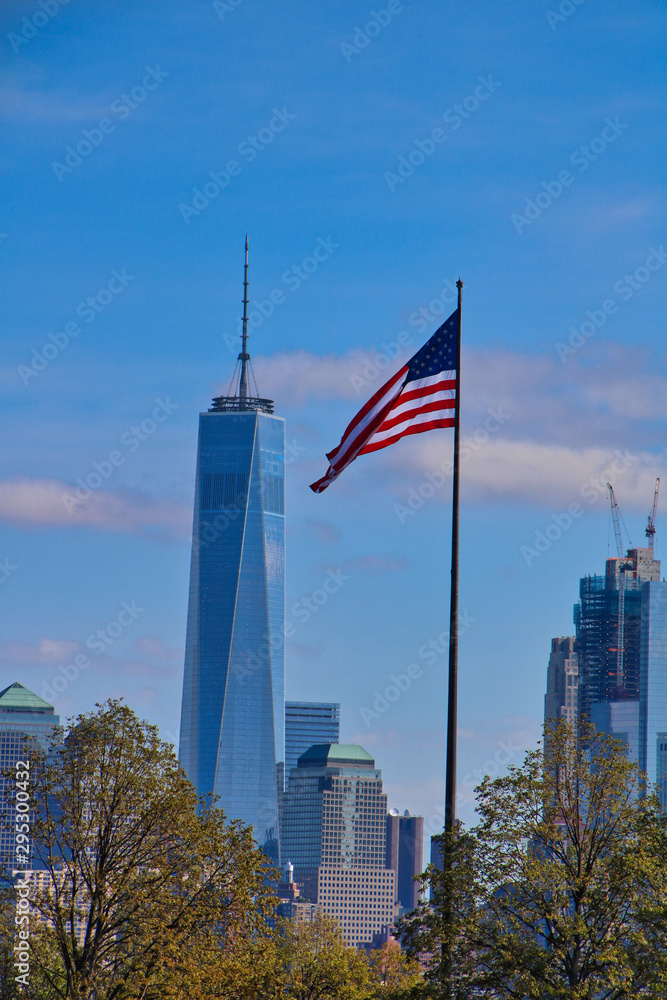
[576,547,661,721]
[546,480,667,811]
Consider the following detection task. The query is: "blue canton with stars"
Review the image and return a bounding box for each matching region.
[405,308,459,384]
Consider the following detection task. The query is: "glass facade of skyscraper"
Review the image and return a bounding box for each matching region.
[590,699,640,765]
[179,407,285,863]
[0,683,60,874]
[551,548,667,813]
[285,701,340,780]
[386,811,424,912]
[640,581,667,811]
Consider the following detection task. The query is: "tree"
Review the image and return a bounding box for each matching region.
[365,941,423,997]
[397,829,480,999]
[401,721,667,999]
[145,927,281,1000]
[18,700,276,1000]
[273,914,373,1000]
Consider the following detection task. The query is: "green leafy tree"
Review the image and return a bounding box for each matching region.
[19,700,276,1000]
[365,941,423,997]
[145,926,281,1000]
[401,721,667,999]
[398,829,480,999]
[273,914,373,1000]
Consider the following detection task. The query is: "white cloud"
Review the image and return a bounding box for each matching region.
[253,342,667,439]
[0,639,80,666]
[0,478,190,535]
[252,343,666,511]
[228,350,372,406]
[385,437,662,511]
[0,638,181,683]
[133,637,184,661]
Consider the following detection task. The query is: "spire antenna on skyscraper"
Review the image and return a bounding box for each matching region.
[210,237,274,414]
[239,234,250,405]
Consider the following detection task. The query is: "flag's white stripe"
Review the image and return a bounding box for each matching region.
[333,375,455,465]
[329,370,454,466]
[367,405,455,446]
[403,369,456,394]
[386,387,455,421]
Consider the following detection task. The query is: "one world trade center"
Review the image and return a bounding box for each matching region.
[179,240,285,862]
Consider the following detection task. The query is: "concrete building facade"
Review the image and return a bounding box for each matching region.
[281,743,395,947]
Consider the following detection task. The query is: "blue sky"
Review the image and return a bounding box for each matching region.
[1,0,666,843]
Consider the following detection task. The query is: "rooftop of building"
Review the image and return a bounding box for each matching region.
[297,743,375,769]
[0,682,55,715]
[286,701,341,709]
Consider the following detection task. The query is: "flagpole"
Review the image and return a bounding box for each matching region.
[444,279,463,836]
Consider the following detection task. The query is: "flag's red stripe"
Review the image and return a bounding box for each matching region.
[360,417,456,454]
[310,470,336,492]
[325,364,408,464]
[374,396,456,434]
[325,385,404,465]
[327,392,403,472]
[311,307,460,491]
[399,378,455,404]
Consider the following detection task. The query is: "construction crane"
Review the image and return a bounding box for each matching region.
[646,477,660,550]
[607,483,624,558]
[607,483,627,691]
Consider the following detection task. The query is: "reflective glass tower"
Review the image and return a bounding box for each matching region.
[639,581,667,811]
[179,241,285,863]
[285,701,340,780]
[0,682,60,874]
[550,540,667,813]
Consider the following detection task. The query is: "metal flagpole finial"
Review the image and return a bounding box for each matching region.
[239,234,250,403]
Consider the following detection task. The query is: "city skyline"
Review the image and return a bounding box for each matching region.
[1,1,665,841]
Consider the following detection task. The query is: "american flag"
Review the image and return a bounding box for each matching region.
[310,308,459,493]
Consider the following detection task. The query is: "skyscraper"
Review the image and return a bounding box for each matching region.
[549,545,667,811]
[544,636,579,727]
[179,242,285,863]
[386,809,424,912]
[639,581,667,810]
[0,683,60,873]
[576,548,660,719]
[281,744,395,947]
[285,701,340,779]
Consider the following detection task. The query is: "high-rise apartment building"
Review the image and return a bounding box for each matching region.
[386,810,424,912]
[0,683,60,872]
[179,245,285,863]
[281,744,395,947]
[285,702,340,780]
[544,636,579,726]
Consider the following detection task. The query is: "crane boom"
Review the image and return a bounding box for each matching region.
[646,477,660,550]
[607,483,624,558]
